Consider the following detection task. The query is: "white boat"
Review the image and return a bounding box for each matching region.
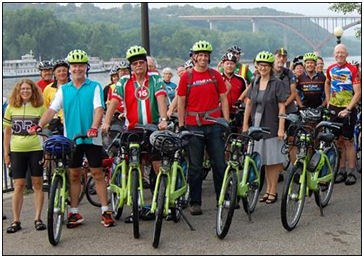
[2,51,39,78]
[88,56,107,74]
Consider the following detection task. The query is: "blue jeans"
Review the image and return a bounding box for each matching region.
[186,124,226,205]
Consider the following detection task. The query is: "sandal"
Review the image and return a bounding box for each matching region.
[345,173,357,185]
[7,221,21,233]
[34,219,46,231]
[259,193,269,202]
[265,193,278,204]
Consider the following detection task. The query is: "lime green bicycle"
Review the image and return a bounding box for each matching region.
[216,126,270,239]
[108,124,157,239]
[149,130,198,248]
[43,134,87,246]
[281,113,342,231]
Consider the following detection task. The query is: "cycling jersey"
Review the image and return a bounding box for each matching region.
[3,103,46,152]
[50,78,104,146]
[178,68,227,126]
[221,73,246,111]
[37,79,53,92]
[164,80,177,102]
[219,63,253,84]
[111,72,166,129]
[104,83,124,112]
[296,72,326,108]
[274,67,297,113]
[326,62,360,107]
[43,82,64,122]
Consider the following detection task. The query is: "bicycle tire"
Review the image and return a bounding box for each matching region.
[281,165,306,231]
[85,175,111,207]
[216,169,237,239]
[47,175,65,246]
[314,145,338,208]
[357,131,362,173]
[242,162,260,214]
[152,175,167,248]
[132,169,140,239]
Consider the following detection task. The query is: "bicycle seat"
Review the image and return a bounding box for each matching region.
[316,132,335,143]
[248,127,271,141]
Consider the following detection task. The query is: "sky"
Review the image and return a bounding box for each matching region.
[90,2,339,16]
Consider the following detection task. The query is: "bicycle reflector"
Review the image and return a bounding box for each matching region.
[43,135,74,157]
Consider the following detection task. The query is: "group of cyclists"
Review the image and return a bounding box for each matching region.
[3,39,361,237]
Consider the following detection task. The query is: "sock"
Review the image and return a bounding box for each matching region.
[70,207,79,214]
[101,206,109,214]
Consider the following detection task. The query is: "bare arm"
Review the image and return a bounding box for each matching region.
[101,98,119,132]
[242,98,252,132]
[278,102,286,140]
[285,82,297,107]
[324,78,331,107]
[177,95,186,127]
[167,95,178,118]
[156,94,168,129]
[38,108,57,128]
[91,106,104,129]
[3,126,11,166]
[220,93,230,121]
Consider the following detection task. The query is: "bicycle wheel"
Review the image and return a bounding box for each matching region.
[153,175,167,248]
[242,156,261,214]
[314,145,339,208]
[281,165,306,231]
[85,175,111,207]
[356,131,362,173]
[47,175,65,246]
[131,169,140,239]
[216,169,237,239]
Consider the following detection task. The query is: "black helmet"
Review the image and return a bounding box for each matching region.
[53,59,69,71]
[38,60,53,70]
[221,52,237,63]
[227,45,242,54]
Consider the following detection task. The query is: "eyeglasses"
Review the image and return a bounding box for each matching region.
[258,63,271,69]
[132,60,146,66]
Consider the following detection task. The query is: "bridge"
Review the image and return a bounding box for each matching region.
[179,15,361,52]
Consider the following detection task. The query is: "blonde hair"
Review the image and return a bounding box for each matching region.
[8,79,44,108]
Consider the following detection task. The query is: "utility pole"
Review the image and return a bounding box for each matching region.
[141,3,150,54]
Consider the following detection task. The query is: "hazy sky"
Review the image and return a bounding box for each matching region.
[92,2,338,16]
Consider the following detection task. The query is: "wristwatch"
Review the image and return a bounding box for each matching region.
[159,117,168,122]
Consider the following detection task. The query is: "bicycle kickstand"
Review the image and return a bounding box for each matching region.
[178,208,195,231]
[317,194,324,216]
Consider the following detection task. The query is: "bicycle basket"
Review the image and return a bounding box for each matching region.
[149,130,182,155]
[43,135,74,158]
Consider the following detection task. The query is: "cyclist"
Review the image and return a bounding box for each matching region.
[102,45,168,221]
[325,44,361,185]
[147,55,159,74]
[273,48,298,170]
[43,59,70,134]
[177,40,229,215]
[290,55,305,77]
[219,45,254,84]
[36,60,54,92]
[316,56,325,75]
[162,67,177,103]
[29,49,115,228]
[296,52,326,109]
[220,52,248,132]
[4,79,47,233]
[242,51,288,204]
[103,67,121,111]
[116,60,130,78]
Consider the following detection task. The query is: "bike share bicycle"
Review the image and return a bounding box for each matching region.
[216,126,270,239]
[149,128,201,248]
[280,109,342,231]
[106,124,157,239]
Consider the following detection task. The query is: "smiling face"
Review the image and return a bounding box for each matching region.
[131,60,147,76]
[19,82,33,103]
[40,68,53,81]
[193,52,210,69]
[54,66,69,84]
[257,62,272,76]
[334,44,348,65]
[69,63,87,82]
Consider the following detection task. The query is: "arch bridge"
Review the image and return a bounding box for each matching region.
[179,15,361,52]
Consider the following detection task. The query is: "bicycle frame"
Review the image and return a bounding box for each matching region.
[50,165,68,215]
[151,149,187,216]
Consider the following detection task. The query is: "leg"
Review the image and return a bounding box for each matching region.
[11,178,26,222]
[265,163,282,204]
[90,167,108,207]
[69,168,82,208]
[32,176,44,221]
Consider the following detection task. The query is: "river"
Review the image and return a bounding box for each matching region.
[2,55,360,99]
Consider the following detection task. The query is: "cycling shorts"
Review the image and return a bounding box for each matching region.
[329,105,357,140]
[69,144,103,168]
[10,151,43,179]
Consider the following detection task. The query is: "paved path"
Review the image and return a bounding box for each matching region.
[2,172,361,255]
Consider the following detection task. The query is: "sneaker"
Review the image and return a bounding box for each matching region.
[67,212,84,228]
[101,211,115,227]
[345,173,357,185]
[189,204,202,216]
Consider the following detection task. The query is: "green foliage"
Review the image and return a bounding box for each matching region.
[3,3,361,65]
[329,3,361,38]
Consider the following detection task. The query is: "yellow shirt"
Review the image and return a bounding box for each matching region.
[43,82,64,122]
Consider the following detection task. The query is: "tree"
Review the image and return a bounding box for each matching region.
[329,3,361,38]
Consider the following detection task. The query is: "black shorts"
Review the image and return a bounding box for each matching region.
[329,106,357,140]
[69,144,103,168]
[10,151,43,179]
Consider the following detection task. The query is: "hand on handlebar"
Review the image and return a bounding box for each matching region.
[28,124,42,135]
[87,128,98,138]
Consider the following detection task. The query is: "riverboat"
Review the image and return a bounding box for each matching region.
[88,56,107,73]
[3,51,39,78]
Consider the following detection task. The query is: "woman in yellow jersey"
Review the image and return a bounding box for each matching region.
[3,79,46,233]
